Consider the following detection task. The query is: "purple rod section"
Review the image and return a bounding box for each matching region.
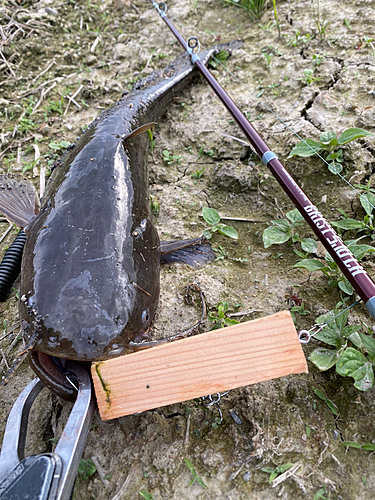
[152,2,375,318]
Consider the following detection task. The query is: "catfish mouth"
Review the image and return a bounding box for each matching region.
[28,351,90,402]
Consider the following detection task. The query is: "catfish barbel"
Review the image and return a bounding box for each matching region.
[0,47,224,400]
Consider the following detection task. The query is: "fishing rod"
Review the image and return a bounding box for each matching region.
[150,0,375,320]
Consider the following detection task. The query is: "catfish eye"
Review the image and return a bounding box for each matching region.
[141,310,149,324]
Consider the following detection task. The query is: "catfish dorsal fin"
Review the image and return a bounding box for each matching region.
[123,122,157,142]
[0,175,40,229]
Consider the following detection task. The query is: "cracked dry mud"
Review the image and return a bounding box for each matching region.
[1,0,375,498]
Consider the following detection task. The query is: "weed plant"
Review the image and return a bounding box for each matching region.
[288,128,373,175]
[220,0,268,19]
[309,302,375,391]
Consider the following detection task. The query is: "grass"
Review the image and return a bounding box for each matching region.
[221,0,268,19]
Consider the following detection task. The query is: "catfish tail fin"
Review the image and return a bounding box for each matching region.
[0,175,40,228]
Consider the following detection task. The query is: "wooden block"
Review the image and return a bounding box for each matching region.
[91,310,307,421]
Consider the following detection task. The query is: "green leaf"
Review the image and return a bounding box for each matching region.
[286,208,304,224]
[314,325,342,348]
[202,207,220,226]
[358,332,375,363]
[294,259,327,272]
[217,306,225,319]
[337,127,373,145]
[361,443,375,451]
[328,161,343,175]
[268,471,278,483]
[139,491,155,500]
[184,458,195,474]
[288,138,322,158]
[360,192,375,216]
[342,441,362,448]
[314,485,330,500]
[312,387,327,400]
[271,219,291,231]
[331,219,365,230]
[220,301,229,313]
[338,279,354,295]
[208,50,229,68]
[348,331,363,349]
[348,243,375,261]
[196,476,208,489]
[334,308,349,332]
[219,225,238,239]
[341,324,361,339]
[277,463,295,474]
[300,238,317,253]
[309,348,338,370]
[261,467,275,474]
[263,226,291,248]
[319,130,337,146]
[203,229,212,240]
[184,458,207,488]
[77,459,96,480]
[325,399,338,415]
[316,310,335,325]
[225,317,240,326]
[336,347,374,391]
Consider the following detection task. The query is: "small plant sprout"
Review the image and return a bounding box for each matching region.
[22,158,39,175]
[184,458,208,489]
[221,0,268,19]
[44,96,64,116]
[297,68,322,85]
[288,128,374,175]
[258,20,275,31]
[77,458,96,480]
[190,166,206,181]
[262,52,273,70]
[341,441,375,451]
[261,462,295,483]
[286,30,312,48]
[147,128,156,156]
[312,387,338,415]
[208,301,239,330]
[139,491,156,500]
[150,195,160,215]
[262,208,317,255]
[295,237,375,295]
[313,0,329,39]
[208,50,229,69]
[312,53,326,66]
[162,150,183,165]
[313,484,331,500]
[201,207,238,240]
[272,0,281,38]
[198,146,215,158]
[48,140,71,151]
[331,186,375,238]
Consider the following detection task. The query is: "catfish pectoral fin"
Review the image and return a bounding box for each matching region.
[123,122,157,141]
[160,237,215,268]
[0,175,40,229]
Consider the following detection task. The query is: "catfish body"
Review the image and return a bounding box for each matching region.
[14,50,215,363]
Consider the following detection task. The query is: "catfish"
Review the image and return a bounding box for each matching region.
[0,48,222,400]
